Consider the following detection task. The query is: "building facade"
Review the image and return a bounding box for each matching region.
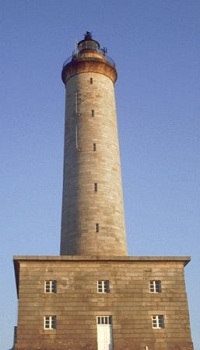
[13,33,193,350]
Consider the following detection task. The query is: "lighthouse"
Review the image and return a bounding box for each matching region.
[13,33,193,350]
[60,31,127,256]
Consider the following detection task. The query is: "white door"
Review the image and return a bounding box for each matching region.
[97,316,113,350]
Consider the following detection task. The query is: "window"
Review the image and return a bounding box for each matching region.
[152,315,164,329]
[91,109,95,117]
[96,223,99,232]
[149,280,161,293]
[44,280,57,293]
[94,183,98,192]
[75,92,78,113]
[93,143,96,151]
[97,280,109,293]
[90,77,93,84]
[97,316,112,325]
[44,315,56,329]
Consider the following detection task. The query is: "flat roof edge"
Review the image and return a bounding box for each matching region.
[13,255,191,265]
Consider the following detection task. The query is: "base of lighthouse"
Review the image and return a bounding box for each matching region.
[13,255,193,350]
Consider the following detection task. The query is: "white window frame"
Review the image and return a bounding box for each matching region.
[44,280,57,293]
[152,315,164,329]
[97,280,109,293]
[149,280,161,293]
[44,315,56,330]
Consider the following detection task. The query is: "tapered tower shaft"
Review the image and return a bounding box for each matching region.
[60,32,127,256]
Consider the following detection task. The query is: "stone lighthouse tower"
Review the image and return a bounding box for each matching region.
[13,33,193,350]
[60,31,127,256]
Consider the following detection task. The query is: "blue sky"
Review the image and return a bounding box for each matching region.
[1,1,200,349]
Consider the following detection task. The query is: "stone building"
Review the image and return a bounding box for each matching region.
[13,32,193,350]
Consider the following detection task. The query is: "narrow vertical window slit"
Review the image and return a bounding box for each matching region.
[75,92,78,113]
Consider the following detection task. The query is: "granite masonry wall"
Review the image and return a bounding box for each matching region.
[14,256,193,350]
[60,57,127,256]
